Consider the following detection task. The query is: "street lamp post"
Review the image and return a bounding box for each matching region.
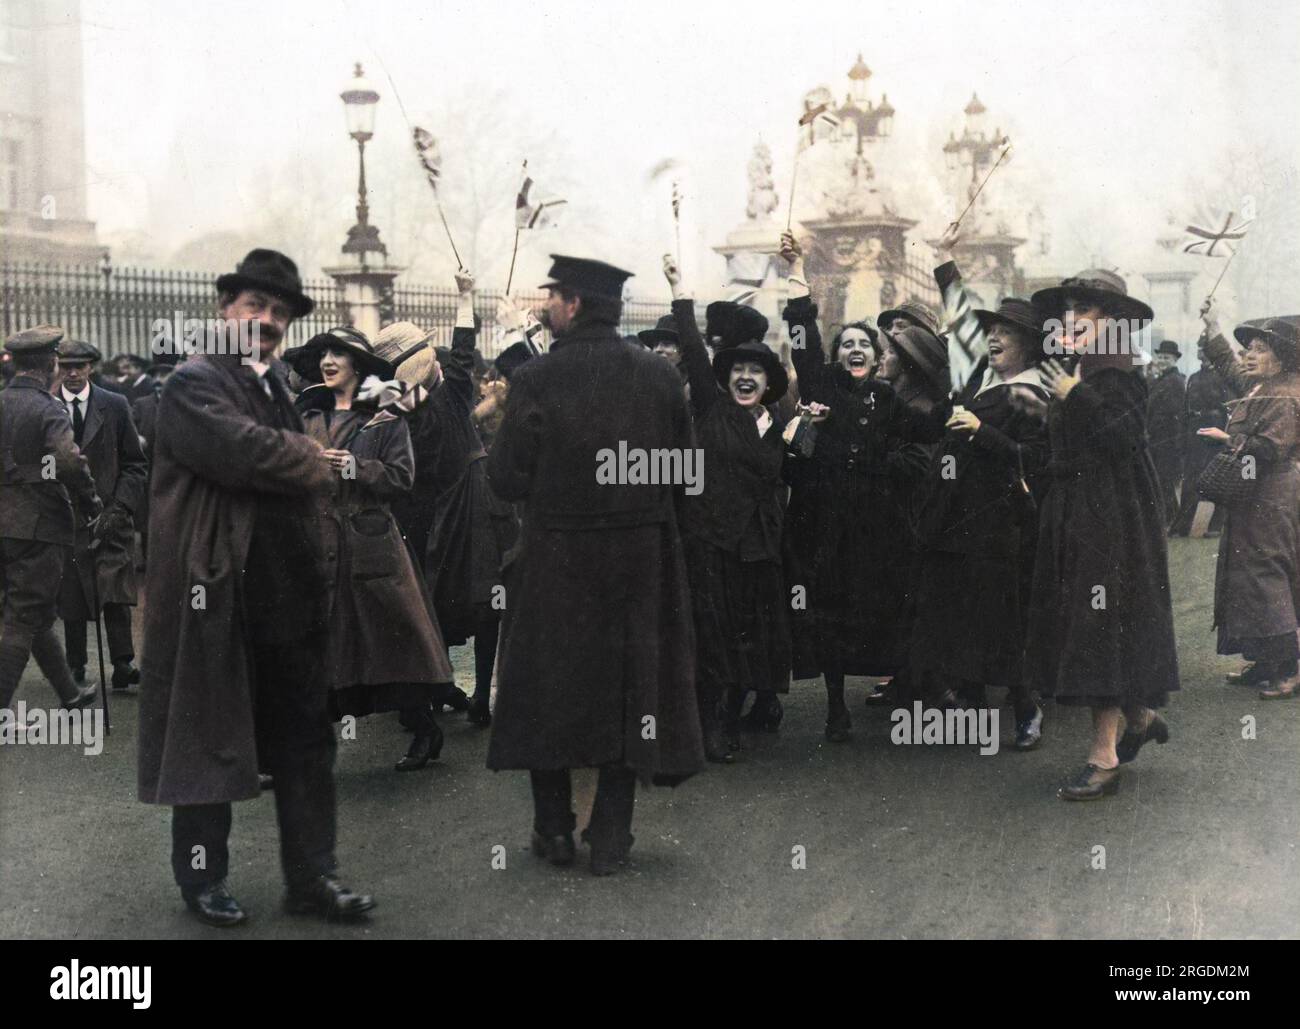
[942,93,1005,203]
[340,62,387,260]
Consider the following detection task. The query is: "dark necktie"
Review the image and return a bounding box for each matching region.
[71,397,85,444]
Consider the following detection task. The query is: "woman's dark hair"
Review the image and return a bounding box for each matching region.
[829,321,882,366]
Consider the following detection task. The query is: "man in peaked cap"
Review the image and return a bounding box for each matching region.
[0,326,100,714]
[487,254,705,875]
[53,338,148,692]
[138,248,373,927]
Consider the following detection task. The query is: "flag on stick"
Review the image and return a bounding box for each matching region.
[1182,210,1253,257]
[515,177,567,230]
[411,125,463,269]
[788,88,839,229]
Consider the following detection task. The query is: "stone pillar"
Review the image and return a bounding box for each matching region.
[322,259,404,339]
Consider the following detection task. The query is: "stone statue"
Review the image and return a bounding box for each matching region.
[746,142,779,221]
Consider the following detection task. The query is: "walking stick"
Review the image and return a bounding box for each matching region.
[85,536,110,735]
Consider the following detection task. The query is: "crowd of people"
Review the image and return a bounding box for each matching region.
[2,222,1298,927]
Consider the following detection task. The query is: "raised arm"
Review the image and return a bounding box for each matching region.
[663,254,718,419]
[779,231,829,402]
[443,270,481,408]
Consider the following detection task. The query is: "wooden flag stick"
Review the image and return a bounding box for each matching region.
[1206,248,1239,302]
[786,149,800,232]
[672,181,683,271]
[948,142,1011,236]
[505,159,529,294]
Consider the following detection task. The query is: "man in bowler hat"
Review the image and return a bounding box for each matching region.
[1147,339,1186,526]
[137,249,374,926]
[487,254,704,875]
[0,326,101,713]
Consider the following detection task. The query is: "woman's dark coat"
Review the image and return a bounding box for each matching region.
[485,313,704,785]
[910,361,1049,685]
[1202,331,1300,654]
[1024,366,1180,706]
[782,294,944,678]
[302,398,453,696]
[672,298,791,694]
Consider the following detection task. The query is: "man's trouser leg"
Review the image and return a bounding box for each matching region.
[587,765,637,855]
[253,633,337,891]
[62,619,88,673]
[0,540,77,708]
[529,769,576,837]
[172,803,232,890]
[103,603,134,663]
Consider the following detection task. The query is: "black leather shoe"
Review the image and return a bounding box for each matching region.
[441,687,471,713]
[182,880,247,927]
[64,684,98,710]
[531,831,576,866]
[284,876,375,922]
[1013,705,1044,751]
[581,827,635,876]
[1116,714,1169,764]
[741,695,784,732]
[1226,663,1265,686]
[466,698,492,727]
[824,706,852,743]
[1059,763,1120,801]
[395,722,444,772]
[702,723,733,764]
[111,661,140,691]
[71,666,85,685]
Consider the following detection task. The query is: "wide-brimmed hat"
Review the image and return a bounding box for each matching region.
[637,314,679,348]
[55,339,102,364]
[892,325,951,394]
[1234,318,1300,366]
[1155,339,1182,359]
[878,299,940,336]
[712,339,788,405]
[974,297,1042,337]
[372,320,435,368]
[1032,268,1153,324]
[287,326,392,384]
[216,248,315,318]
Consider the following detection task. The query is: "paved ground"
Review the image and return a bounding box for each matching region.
[1,537,1297,939]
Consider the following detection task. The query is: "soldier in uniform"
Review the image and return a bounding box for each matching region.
[53,340,148,690]
[487,255,704,876]
[0,326,101,712]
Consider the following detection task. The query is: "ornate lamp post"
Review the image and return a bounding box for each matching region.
[942,93,1003,202]
[340,63,387,259]
[835,54,894,155]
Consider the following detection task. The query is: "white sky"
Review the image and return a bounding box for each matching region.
[80,0,1300,304]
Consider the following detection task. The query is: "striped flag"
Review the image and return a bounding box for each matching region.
[412,126,442,194]
[1182,210,1253,257]
[798,89,840,149]
[515,177,567,230]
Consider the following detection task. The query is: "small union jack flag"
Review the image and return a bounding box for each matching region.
[1183,210,1253,257]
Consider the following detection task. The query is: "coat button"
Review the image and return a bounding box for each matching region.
[858,416,869,425]
[850,443,861,453]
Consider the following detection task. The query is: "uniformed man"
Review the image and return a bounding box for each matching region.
[0,326,101,712]
[486,255,704,876]
[53,340,148,690]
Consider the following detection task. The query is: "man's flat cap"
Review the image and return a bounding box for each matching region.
[56,339,103,363]
[539,254,633,301]
[4,324,65,355]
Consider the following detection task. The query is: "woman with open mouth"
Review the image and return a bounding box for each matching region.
[294,327,455,773]
[778,232,948,742]
[1197,303,1300,701]
[664,255,791,763]
[908,287,1051,751]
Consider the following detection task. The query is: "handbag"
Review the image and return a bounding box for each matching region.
[1196,439,1257,505]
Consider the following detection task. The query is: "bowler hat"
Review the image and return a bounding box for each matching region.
[878,299,940,336]
[638,314,680,348]
[539,254,633,301]
[720,305,769,348]
[216,248,315,318]
[287,326,392,384]
[1155,339,1182,359]
[1234,318,1300,367]
[713,339,788,406]
[705,301,738,340]
[5,324,64,355]
[55,339,102,364]
[1032,268,1153,324]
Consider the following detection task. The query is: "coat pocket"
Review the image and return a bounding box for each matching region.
[347,509,399,580]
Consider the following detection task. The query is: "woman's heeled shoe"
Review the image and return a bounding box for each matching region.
[395,722,444,772]
[1260,674,1300,700]
[1059,763,1120,801]
[1116,714,1170,764]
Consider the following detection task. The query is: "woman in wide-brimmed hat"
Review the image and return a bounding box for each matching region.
[1025,269,1179,800]
[298,327,456,772]
[1197,304,1300,700]
[662,255,792,761]
[908,294,1052,749]
[778,232,947,741]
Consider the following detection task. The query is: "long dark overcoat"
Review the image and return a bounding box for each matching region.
[138,356,334,806]
[58,383,147,614]
[485,314,704,785]
[1025,366,1180,707]
[1202,331,1300,651]
[1147,366,1186,521]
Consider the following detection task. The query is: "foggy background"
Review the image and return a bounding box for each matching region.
[80,0,1299,318]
